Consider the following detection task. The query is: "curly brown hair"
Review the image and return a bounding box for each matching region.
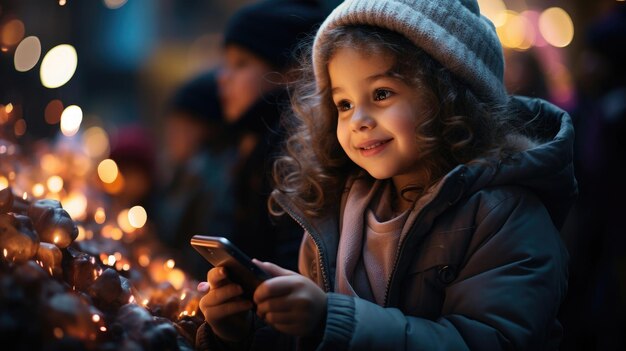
[270,25,530,218]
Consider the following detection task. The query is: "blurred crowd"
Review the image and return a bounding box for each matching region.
[1,0,625,350]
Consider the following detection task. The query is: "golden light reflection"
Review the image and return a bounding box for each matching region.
[14,119,26,136]
[496,11,533,50]
[110,227,123,240]
[104,0,128,10]
[82,126,110,159]
[76,225,86,241]
[32,183,45,197]
[0,176,8,190]
[138,254,150,267]
[117,209,135,233]
[40,44,78,89]
[477,0,507,27]
[1,19,25,47]
[41,154,63,174]
[45,100,64,124]
[167,268,185,290]
[47,175,64,193]
[94,207,106,224]
[97,159,118,184]
[14,36,41,72]
[539,7,574,48]
[128,206,147,229]
[60,105,83,136]
[61,191,88,220]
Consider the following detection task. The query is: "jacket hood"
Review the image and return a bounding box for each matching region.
[462,96,578,229]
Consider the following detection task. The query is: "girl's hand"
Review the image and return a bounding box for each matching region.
[198,267,254,342]
[252,259,327,337]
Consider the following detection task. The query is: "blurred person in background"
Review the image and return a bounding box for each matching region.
[109,124,158,214]
[559,3,626,351]
[217,0,327,271]
[157,70,237,279]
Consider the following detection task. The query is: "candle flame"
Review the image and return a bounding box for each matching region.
[2,248,7,258]
[22,192,27,200]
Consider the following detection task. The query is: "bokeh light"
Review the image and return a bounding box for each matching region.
[94,207,106,224]
[0,176,9,190]
[14,36,41,72]
[128,206,147,229]
[496,11,529,50]
[32,183,45,197]
[117,208,135,233]
[477,0,507,27]
[62,191,88,221]
[47,175,64,193]
[82,126,110,159]
[45,100,64,124]
[60,105,83,136]
[40,44,78,88]
[103,0,128,10]
[539,7,574,48]
[14,119,26,136]
[1,19,25,47]
[97,159,118,184]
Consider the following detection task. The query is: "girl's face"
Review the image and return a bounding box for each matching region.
[218,45,274,123]
[330,47,429,187]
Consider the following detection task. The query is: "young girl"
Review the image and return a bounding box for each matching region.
[197,0,575,349]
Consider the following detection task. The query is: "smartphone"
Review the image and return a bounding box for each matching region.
[190,235,272,298]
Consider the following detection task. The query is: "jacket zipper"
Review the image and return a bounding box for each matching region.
[383,170,465,306]
[382,208,429,307]
[276,199,332,292]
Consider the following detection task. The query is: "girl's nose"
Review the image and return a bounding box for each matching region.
[351,108,375,132]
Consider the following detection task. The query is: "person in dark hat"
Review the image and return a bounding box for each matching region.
[215,0,328,272]
[157,70,237,279]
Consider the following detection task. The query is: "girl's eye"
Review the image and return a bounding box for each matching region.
[374,89,393,101]
[336,100,353,112]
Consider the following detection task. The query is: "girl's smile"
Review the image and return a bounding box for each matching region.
[329,47,430,190]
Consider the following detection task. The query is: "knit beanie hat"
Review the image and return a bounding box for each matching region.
[224,0,328,71]
[313,0,508,104]
[169,70,222,123]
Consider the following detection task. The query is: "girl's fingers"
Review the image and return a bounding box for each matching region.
[254,276,298,304]
[263,312,296,325]
[253,259,297,277]
[207,267,230,288]
[207,284,244,306]
[197,281,209,293]
[255,298,291,316]
[210,300,254,320]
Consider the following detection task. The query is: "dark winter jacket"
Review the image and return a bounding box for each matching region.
[197,96,575,350]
